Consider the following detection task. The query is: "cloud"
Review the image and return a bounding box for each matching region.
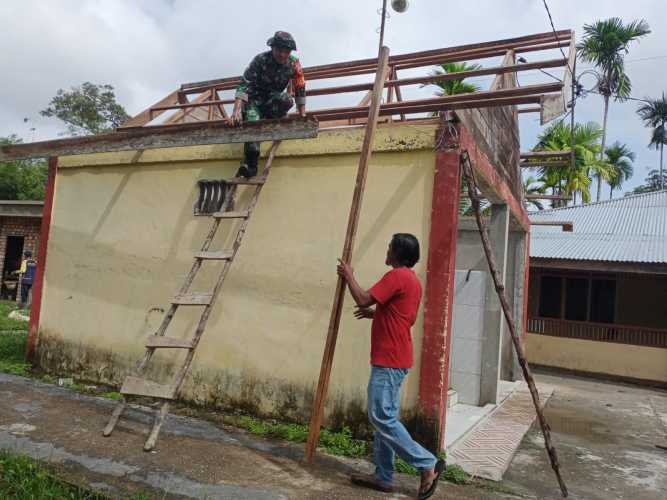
[0,0,664,193]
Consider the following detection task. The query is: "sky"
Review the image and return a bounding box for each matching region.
[0,0,665,195]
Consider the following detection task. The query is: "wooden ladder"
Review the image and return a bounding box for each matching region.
[102,140,281,451]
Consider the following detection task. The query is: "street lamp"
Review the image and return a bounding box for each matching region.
[378,0,410,54]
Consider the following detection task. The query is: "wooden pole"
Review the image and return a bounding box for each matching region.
[304,46,390,463]
[378,0,388,56]
[460,152,569,498]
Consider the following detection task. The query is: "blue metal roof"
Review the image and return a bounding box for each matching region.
[529,190,667,264]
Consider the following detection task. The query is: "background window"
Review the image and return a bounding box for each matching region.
[539,276,562,318]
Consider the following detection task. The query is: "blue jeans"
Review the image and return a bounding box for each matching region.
[367,366,437,484]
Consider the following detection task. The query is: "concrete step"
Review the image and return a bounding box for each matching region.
[447,388,458,408]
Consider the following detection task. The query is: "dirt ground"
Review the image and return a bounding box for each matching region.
[0,371,665,499]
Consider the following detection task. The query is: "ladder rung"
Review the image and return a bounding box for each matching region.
[172,292,213,305]
[195,251,234,260]
[121,376,176,400]
[226,177,265,185]
[211,210,250,219]
[145,336,194,349]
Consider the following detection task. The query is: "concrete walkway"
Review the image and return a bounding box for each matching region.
[0,371,665,499]
[0,373,503,499]
[448,382,554,480]
[504,372,667,500]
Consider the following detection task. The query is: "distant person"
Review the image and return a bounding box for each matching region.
[228,31,306,178]
[17,250,37,308]
[337,234,445,500]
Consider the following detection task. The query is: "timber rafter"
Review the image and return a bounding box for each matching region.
[2,29,575,160]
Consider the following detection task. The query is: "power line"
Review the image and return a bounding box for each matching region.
[540,0,573,78]
[585,89,650,104]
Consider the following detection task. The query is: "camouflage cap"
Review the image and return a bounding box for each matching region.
[267,31,297,50]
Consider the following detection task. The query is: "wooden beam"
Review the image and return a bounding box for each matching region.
[305,46,391,464]
[121,90,180,128]
[520,150,570,159]
[181,30,572,93]
[520,160,569,168]
[164,89,216,125]
[304,58,567,98]
[525,194,571,201]
[0,118,319,161]
[518,106,541,114]
[530,220,574,232]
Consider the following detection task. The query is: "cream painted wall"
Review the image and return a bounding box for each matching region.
[526,333,667,384]
[38,124,439,423]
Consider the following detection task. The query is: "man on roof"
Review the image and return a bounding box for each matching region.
[228,31,306,178]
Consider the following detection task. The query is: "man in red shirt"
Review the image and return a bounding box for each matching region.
[337,234,445,499]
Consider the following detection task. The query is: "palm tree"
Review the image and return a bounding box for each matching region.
[429,62,481,97]
[636,93,667,191]
[532,121,610,205]
[523,176,547,210]
[577,17,651,201]
[605,142,635,198]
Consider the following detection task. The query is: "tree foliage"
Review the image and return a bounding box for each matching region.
[532,121,611,205]
[577,18,651,101]
[429,62,481,97]
[577,17,650,201]
[605,142,635,198]
[628,170,667,194]
[40,82,130,136]
[0,136,47,201]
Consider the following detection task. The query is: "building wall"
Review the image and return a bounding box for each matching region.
[0,215,41,275]
[615,274,667,328]
[35,124,440,429]
[527,333,667,385]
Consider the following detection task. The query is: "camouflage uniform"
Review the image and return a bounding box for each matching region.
[235,32,306,175]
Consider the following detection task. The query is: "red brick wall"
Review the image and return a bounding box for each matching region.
[0,216,42,277]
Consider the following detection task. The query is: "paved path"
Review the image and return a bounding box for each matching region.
[449,382,554,480]
[1,371,665,499]
[504,373,667,500]
[0,373,500,499]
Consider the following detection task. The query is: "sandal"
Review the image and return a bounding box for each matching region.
[417,458,446,499]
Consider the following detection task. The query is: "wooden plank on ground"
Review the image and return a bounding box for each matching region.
[304,46,391,464]
[0,117,319,161]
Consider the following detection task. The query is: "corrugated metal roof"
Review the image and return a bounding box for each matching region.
[529,190,667,264]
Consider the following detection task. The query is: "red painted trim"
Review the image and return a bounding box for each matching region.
[457,123,530,231]
[418,148,461,450]
[25,156,57,361]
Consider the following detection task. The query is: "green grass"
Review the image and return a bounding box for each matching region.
[396,453,470,485]
[223,415,368,457]
[0,302,29,332]
[0,450,151,499]
[0,450,101,499]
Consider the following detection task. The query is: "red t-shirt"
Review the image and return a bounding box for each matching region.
[368,267,422,369]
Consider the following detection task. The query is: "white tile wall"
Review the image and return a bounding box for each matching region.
[449,270,487,406]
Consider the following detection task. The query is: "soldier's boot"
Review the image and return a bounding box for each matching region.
[237,141,260,178]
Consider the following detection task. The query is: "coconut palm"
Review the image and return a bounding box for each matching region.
[636,93,667,191]
[605,142,635,198]
[430,62,481,97]
[523,176,547,210]
[532,121,610,205]
[577,17,651,201]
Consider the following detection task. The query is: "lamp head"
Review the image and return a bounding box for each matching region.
[391,0,409,13]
